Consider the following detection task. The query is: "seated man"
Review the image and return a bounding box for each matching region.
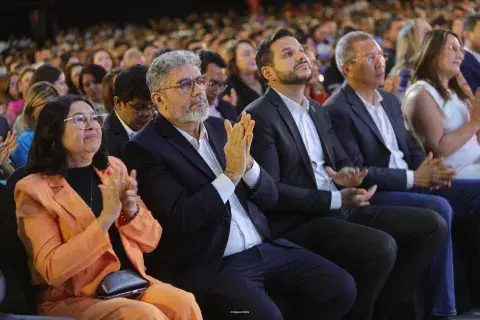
[245,29,447,320]
[103,65,154,160]
[197,49,238,121]
[325,31,480,318]
[123,50,357,320]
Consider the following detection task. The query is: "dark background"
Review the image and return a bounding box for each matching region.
[0,0,253,41]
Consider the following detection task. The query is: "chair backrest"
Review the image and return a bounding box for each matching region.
[0,186,36,314]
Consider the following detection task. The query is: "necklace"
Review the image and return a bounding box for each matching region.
[88,168,93,209]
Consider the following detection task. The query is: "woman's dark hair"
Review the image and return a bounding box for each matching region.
[29,64,62,87]
[78,64,107,95]
[225,39,256,76]
[413,29,469,102]
[27,94,109,177]
[65,62,84,95]
[88,49,116,68]
[102,68,123,113]
[0,73,18,104]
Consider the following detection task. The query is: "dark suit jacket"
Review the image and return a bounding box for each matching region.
[212,99,238,122]
[123,114,295,298]
[245,88,353,236]
[460,50,480,94]
[324,82,426,191]
[0,116,8,141]
[103,113,130,160]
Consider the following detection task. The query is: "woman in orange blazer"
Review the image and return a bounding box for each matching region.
[14,95,202,320]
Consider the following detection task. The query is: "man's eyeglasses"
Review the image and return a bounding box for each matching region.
[126,102,155,115]
[350,52,388,65]
[64,114,104,129]
[208,79,227,92]
[158,76,209,94]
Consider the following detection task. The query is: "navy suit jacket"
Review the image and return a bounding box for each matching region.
[103,112,130,160]
[123,114,295,298]
[461,50,480,94]
[213,99,238,122]
[324,82,426,192]
[245,88,353,236]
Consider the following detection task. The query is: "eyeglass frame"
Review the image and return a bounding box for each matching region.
[156,76,210,94]
[64,114,104,129]
[208,79,227,92]
[348,51,389,66]
[125,101,156,115]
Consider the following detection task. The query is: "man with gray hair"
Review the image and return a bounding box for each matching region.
[325,30,480,319]
[123,50,357,319]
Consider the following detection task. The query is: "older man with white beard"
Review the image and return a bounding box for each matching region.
[123,50,357,320]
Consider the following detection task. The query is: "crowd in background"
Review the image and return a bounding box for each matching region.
[1,0,480,319]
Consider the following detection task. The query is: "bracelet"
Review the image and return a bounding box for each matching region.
[120,204,139,223]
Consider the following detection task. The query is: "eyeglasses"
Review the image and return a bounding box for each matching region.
[208,79,227,92]
[158,76,209,94]
[64,114,104,129]
[351,52,388,65]
[446,45,464,56]
[126,102,155,115]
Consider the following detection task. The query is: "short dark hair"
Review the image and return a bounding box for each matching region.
[464,13,480,32]
[29,64,62,87]
[197,49,227,74]
[26,95,109,177]
[255,28,294,83]
[113,65,150,102]
[78,64,107,95]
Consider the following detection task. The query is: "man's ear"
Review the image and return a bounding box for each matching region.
[262,66,275,82]
[113,96,123,111]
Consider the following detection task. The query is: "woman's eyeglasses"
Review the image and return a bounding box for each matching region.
[64,114,104,129]
[158,76,209,94]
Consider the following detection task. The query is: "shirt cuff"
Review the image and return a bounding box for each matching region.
[212,174,236,204]
[406,170,414,189]
[242,160,261,188]
[330,191,342,210]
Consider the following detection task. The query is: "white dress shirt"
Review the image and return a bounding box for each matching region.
[356,91,414,188]
[274,89,342,210]
[175,124,263,257]
[209,99,224,119]
[115,109,137,139]
[465,47,480,64]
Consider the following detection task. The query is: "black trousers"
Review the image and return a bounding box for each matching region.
[280,206,447,320]
[200,240,357,320]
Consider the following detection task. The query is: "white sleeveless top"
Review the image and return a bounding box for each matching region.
[406,80,480,170]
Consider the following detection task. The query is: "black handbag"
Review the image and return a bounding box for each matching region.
[96,269,149,300]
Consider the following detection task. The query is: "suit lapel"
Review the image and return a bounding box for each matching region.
[342,83,386,146]
[380,100,410,156]
[307,104,334,168]
[109,113,129,138]
[466,51,480,80]
[154,115,216,180]
[268,88,316,182]
[48,175,97,230]
[204,121,226,170]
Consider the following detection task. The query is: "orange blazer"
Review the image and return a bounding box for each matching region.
[14,156,162,303]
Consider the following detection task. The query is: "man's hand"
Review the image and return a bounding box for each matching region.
[239,112,255,171]
[340,185,377,207]
[326,166,368,187]
[224,120,248,185]
[414,152,455,188]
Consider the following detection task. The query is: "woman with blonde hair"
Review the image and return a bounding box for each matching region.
[10,82,59,168]
[384,19,432,102]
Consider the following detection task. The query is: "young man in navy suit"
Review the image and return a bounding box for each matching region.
[245,29,446,320]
